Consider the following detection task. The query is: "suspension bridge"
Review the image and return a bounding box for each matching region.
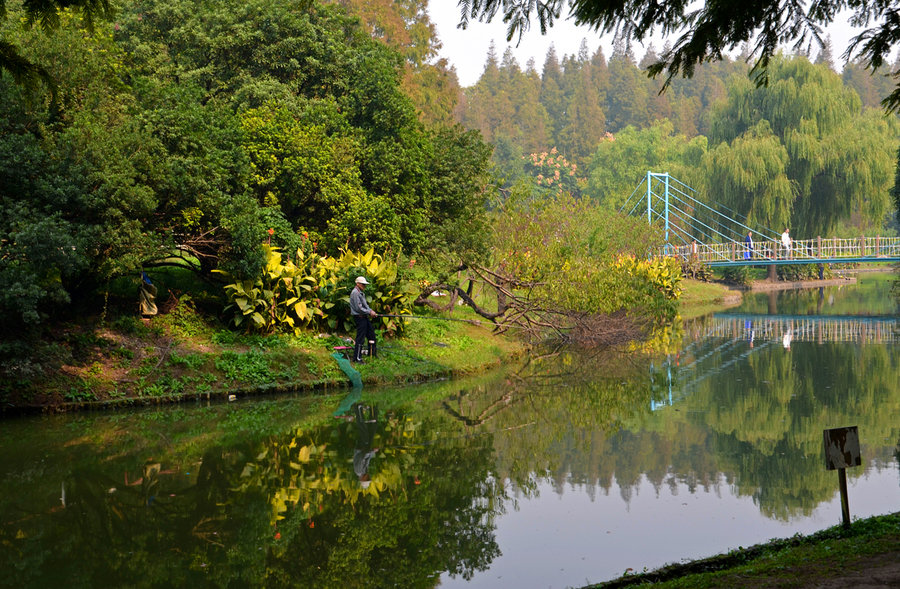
[622,172,900,267]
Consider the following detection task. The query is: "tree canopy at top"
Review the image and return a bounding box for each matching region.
[458,0,900,109]
[0,0,105,94]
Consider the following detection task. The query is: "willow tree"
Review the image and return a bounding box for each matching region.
[702,120,794,231]
[706,56,898,237]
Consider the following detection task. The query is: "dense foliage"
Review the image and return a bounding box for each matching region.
[215,246,422,336]
[0,1,491,329]
[706,57,899,237]
[4,0,899,341]
[490,189,678,335]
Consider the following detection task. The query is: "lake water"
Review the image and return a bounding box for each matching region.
[1,272,898,588]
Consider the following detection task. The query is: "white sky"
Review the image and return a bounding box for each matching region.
[427,3,870,87]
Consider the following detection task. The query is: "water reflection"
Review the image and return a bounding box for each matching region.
[2,399,505,587]
[352,403,378,489]
[1,274,898,587]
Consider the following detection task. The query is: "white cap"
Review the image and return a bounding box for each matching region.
[355,276,369,284]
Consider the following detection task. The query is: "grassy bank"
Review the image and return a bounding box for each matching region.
[0,275,741,413]
[0,296,523,413]
[592,512,900,588]
[679,279,742,319]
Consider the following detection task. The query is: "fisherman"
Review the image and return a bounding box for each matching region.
[350,276,377,363]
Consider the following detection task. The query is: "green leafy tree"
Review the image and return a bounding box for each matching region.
[116,0,492,262]
[0,0,113,96]
[701,120,794,231]
[584,119,707,210]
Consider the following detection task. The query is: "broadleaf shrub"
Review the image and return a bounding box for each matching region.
[218,246,411,335]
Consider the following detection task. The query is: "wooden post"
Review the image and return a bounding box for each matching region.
[838,468,851,528]
[817,236,821,257]
[824,426,861,529]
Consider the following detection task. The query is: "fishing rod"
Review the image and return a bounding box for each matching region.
[376,314,484,325]
[377,313,539,331]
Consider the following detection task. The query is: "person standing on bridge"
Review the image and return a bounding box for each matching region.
[781,229,792,259]
[744,231,753,260]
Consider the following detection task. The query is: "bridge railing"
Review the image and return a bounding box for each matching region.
[661,236,900,264]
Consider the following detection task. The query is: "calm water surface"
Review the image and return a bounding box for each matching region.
[1,272,898,588]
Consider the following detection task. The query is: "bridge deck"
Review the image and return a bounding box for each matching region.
[662,236,900,267]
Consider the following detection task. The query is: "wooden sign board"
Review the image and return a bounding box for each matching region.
[823,426,861,471]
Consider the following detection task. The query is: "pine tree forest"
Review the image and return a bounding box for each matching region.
[459,38,900,238]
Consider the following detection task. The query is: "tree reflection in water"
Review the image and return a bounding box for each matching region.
[2,406,502,588]
[3,277,899,587]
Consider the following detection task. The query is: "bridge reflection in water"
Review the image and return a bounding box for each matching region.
[705,313,900,344]
[650,313,899,410]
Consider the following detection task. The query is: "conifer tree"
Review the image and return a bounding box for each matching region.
[605,41,649,131]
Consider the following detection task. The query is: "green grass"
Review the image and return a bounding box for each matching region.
[593,512,900,588]
[215,349,271,384]
[1,285,524,409]
[679,279,741,319]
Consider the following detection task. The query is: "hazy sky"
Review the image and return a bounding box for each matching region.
[427,3,870,87]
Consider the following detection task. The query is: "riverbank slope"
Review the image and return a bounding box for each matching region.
[591,512,900,588]
[0,300,524,413]
[4,278,745,413]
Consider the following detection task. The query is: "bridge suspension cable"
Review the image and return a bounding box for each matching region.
[620,172,780,250]
[620,172,900,267]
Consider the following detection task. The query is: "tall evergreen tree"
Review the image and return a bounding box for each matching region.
[641,45,673,123]
[605,41,649,131]
[815,36,836,71]
[539,45,566,142]
[556,54,606,167]
[842,57,898,110]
